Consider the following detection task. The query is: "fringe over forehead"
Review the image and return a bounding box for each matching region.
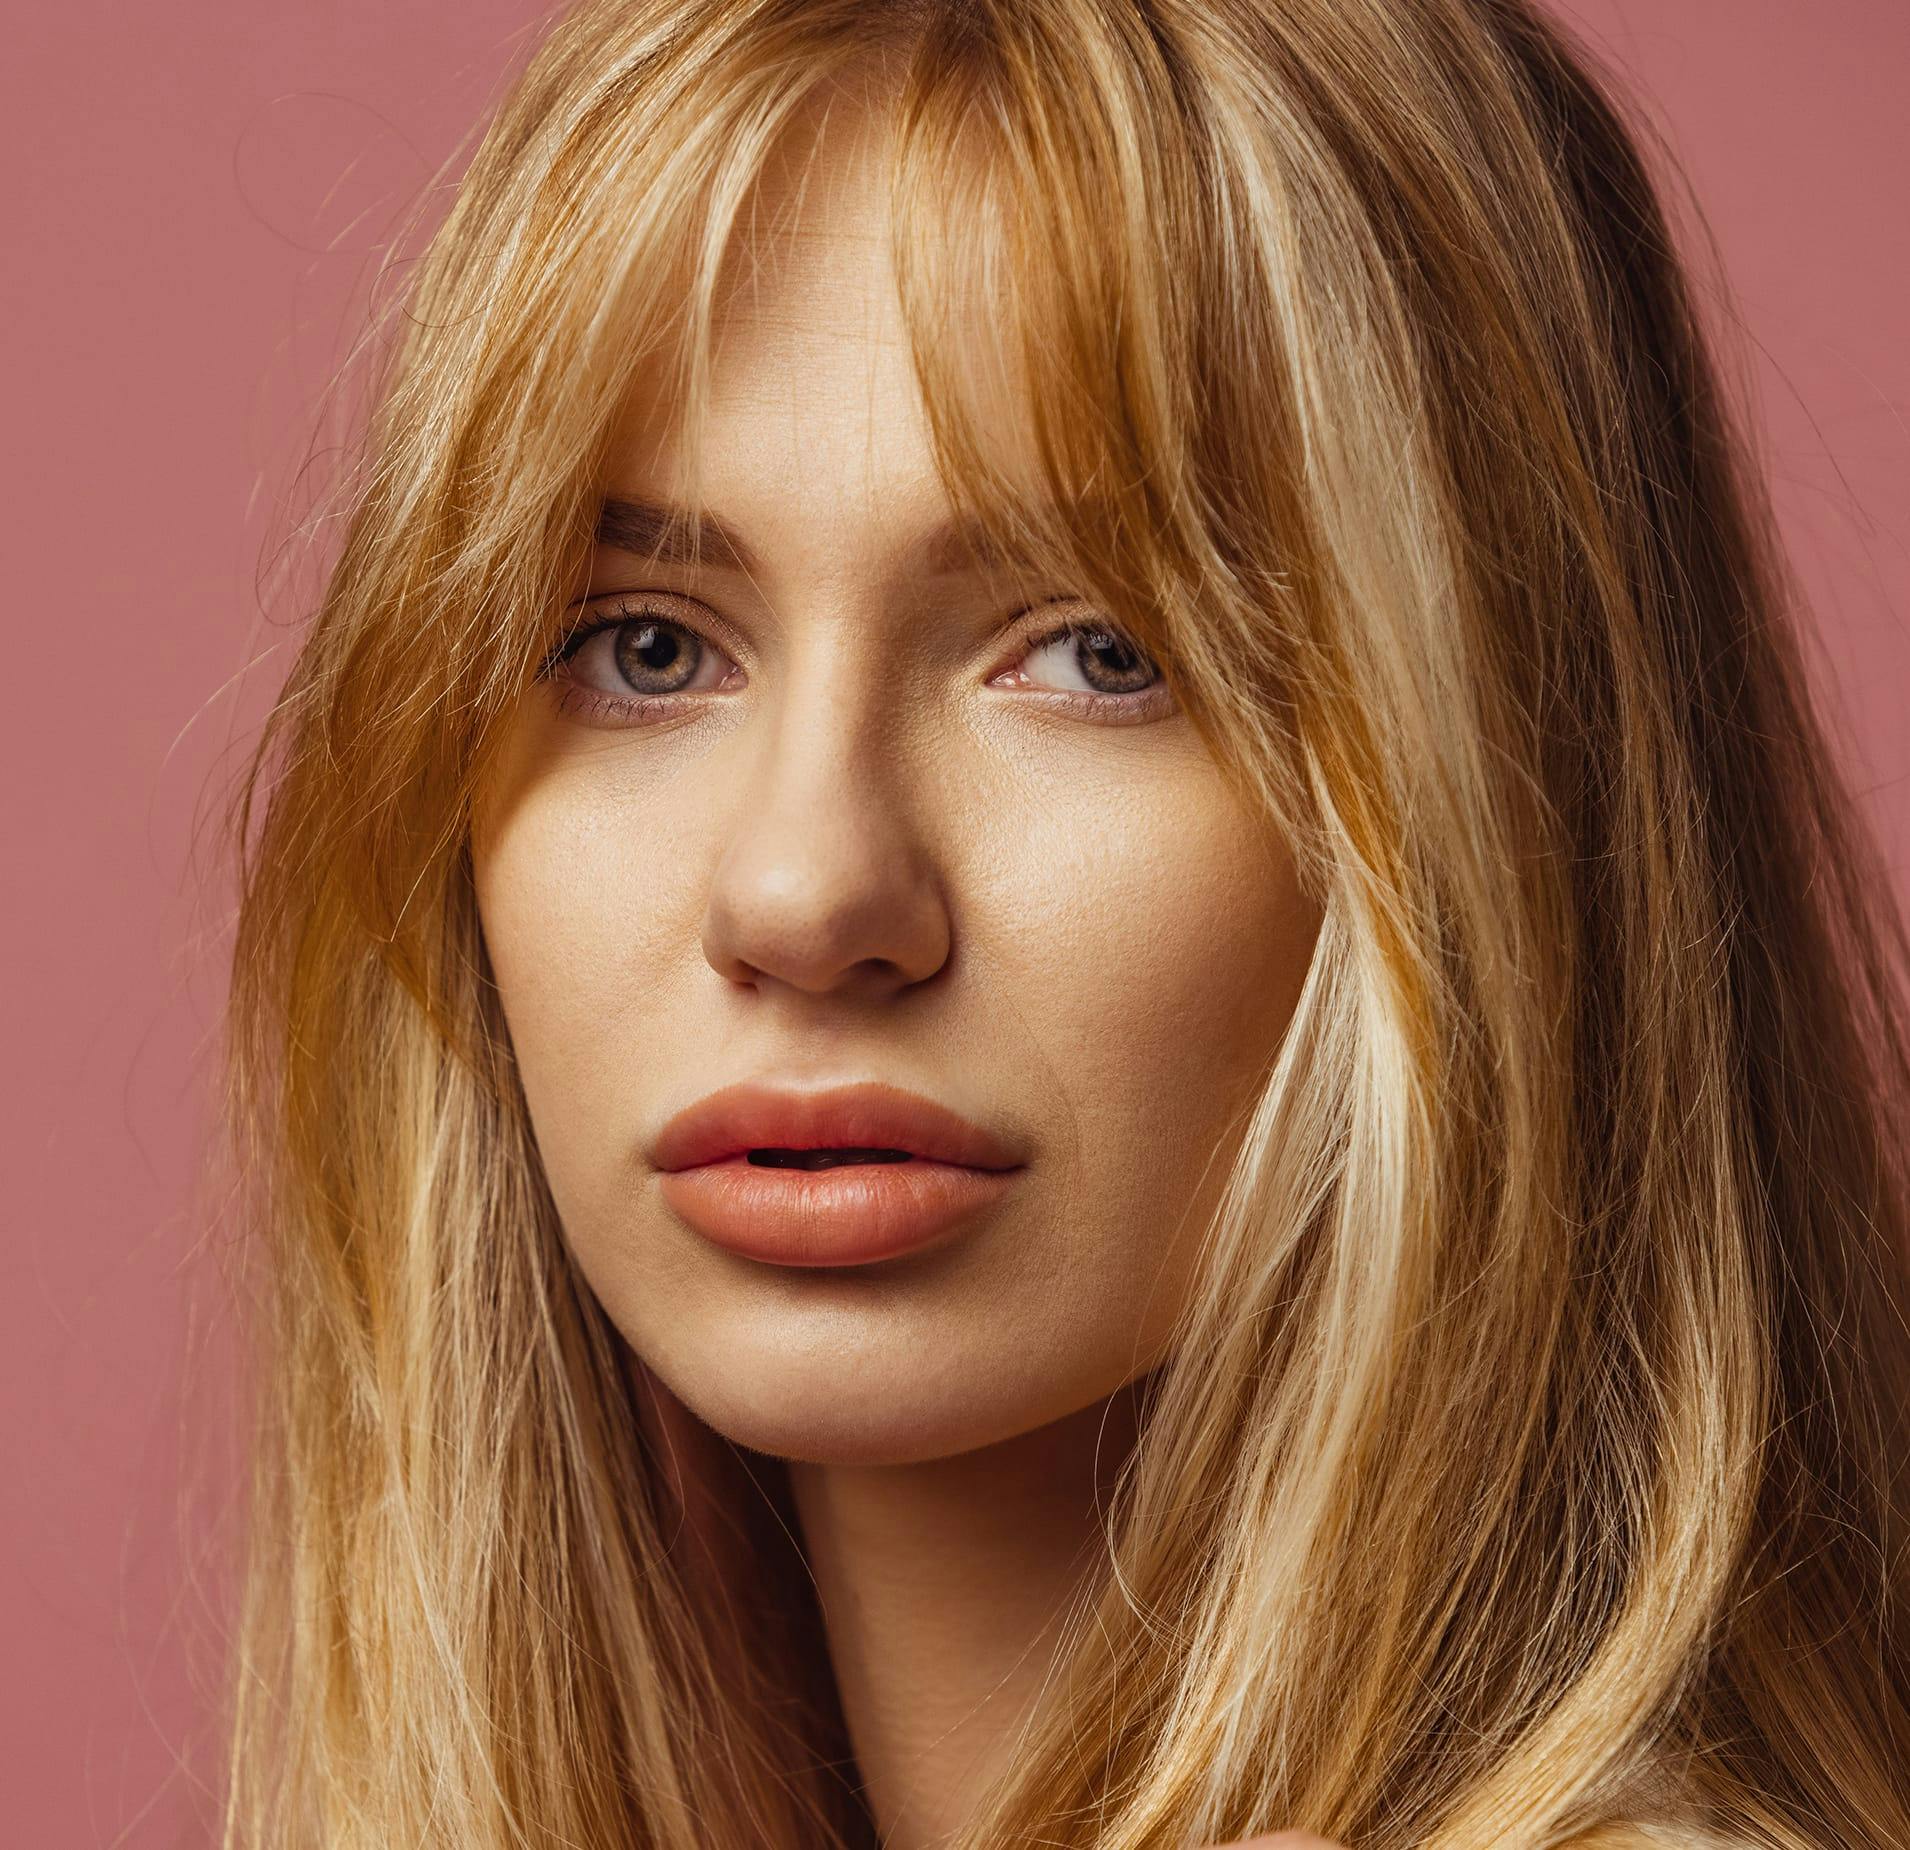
[329,0,1655,1054]
[350,0,1443,880]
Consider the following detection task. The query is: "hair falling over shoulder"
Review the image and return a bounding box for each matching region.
[215,1,1910,1844]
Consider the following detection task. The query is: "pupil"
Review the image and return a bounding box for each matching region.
[614,619,698,693]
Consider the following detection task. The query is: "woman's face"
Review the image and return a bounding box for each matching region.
[471,95,1319,1466]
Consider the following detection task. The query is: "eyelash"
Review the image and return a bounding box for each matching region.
[538,597,1173,729]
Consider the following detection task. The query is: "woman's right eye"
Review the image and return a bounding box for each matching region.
[544,601,742,724]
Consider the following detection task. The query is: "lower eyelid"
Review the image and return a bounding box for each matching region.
[552,681,696,727]
[548,680,1173,733]
[1035,684,1177,725]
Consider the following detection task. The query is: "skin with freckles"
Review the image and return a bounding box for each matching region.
[471,89,1317,1475]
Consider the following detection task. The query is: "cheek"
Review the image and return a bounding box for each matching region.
[993,742,1312,1066]
[469,746,714,1208]
[981,762,1316,1293]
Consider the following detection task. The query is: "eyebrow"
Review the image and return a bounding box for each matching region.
[592,494,1057,580]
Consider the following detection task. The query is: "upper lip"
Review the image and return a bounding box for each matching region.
[650,1080,1025,1173]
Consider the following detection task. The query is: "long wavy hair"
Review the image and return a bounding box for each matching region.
[217,1,1910,1844]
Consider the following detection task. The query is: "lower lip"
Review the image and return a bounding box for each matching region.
[658,1157,1019,1267]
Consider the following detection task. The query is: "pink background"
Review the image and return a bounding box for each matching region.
[3,4,1905,1843]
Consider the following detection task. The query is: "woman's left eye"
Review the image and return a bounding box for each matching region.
[1003,619,1167,702]
[542,601,1173,727]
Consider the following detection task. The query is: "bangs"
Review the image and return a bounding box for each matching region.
[513,1,1274,723]
[370,0,1339,900]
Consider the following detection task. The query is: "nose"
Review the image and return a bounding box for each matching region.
[698,666,953,1004]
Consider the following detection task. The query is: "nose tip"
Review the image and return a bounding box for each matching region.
[698,746,953,1000]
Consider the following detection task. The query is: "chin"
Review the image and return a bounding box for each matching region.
[642,1325,1061,1468]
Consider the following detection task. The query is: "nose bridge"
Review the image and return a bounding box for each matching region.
[700,626,950,998]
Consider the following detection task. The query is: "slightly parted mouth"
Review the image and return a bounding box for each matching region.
[649,1079,1025,1174]
[743,1145,915,1169]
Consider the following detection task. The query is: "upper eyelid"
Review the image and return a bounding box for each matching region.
[561,589,1111,642]
[555,589,746,662]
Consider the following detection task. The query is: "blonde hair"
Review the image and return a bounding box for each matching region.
[218,1,1910,1845]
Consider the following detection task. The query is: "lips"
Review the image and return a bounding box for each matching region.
[649,1080,1026,1267]
[650,1080,1022,1175]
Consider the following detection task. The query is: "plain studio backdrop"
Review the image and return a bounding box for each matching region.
[2,3,1905,1844]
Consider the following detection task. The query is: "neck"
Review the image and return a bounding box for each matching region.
[785,1381,1145,1850]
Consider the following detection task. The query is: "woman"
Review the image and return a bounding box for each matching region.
[217,0,1910,1844]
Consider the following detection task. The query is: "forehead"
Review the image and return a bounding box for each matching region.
[590,492,1050,582]
[595,75,1043,567]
